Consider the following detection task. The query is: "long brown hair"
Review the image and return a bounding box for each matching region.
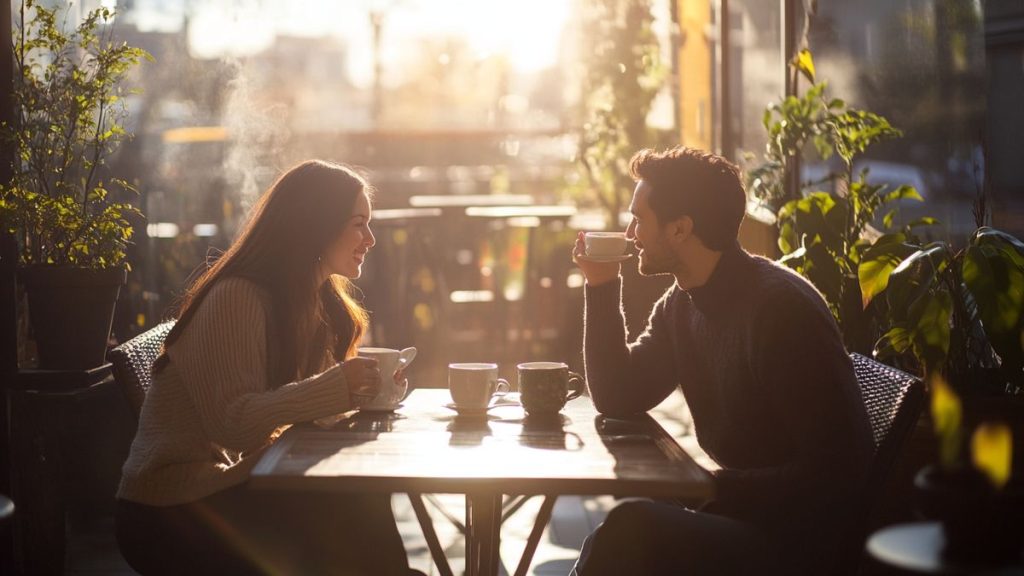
[154,160,372,388]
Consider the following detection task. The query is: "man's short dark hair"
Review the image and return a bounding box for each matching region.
[629,146,746,251]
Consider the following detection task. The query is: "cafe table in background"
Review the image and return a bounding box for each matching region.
[250,388,713,576]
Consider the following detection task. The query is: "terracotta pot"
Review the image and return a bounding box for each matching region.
[19,266,126,371]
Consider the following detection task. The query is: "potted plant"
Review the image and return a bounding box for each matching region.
[860,172,1024,562]
[747,49,933,354]
[0,0,150,370]
[752,49,1022,561]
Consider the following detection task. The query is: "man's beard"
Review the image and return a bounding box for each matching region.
[637,237,681,276]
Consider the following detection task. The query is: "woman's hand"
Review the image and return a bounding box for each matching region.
[341,357,380,406]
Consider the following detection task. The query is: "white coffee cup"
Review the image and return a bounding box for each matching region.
[584,232,628,258]
[357,347,417,410]
[448,363,511,409]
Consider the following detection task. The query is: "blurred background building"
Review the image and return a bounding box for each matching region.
[12,0,1020,383]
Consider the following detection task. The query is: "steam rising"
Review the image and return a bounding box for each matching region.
[220,59,290,237]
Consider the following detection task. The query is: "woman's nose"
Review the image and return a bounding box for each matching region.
[366,227,376,248]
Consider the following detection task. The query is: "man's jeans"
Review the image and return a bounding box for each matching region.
[571,499,776,576]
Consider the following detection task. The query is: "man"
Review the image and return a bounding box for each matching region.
[571,146,872,575]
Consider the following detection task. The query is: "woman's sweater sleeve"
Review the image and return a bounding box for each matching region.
[168,277,352,453]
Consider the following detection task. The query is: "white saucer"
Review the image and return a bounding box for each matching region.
[360,403,403,413]
[444,402,518,417]
[577,254,632,264]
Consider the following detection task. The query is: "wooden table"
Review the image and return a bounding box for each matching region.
[251,389,712,576]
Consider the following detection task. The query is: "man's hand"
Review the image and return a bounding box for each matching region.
[572,231,620,286]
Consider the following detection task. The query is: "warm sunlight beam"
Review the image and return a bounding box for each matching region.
[180,0,570,85]
[413,0,571,72]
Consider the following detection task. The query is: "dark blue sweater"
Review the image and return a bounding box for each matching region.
[584,245,873,565]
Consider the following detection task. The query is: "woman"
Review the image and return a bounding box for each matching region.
[116,160,411,575]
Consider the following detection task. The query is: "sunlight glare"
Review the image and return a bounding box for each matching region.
[420,0,571,72]
[179,0,569,85]
[189,2,277,59]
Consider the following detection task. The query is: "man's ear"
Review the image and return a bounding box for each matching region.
[667,216,694,245]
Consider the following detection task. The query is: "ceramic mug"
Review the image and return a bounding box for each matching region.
[448,363,511,409]
[357,346,417,410]
[517,362,584,415]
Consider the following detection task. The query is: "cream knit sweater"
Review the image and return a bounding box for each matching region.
[117,277,353,506]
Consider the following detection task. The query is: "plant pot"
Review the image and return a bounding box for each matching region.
[914,465,1024,564]
[19,266,127,371]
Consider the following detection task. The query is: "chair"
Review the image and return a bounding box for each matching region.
[844,352,926,574]
[108,321,176,418]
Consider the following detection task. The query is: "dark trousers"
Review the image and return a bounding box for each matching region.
[116,483,409,576]
[571,499,780,576]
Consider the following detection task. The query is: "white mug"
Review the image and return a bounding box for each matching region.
[448,363,510,409]
[358,347,417,410]
[584,232,628,258]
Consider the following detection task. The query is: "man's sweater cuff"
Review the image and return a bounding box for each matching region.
[584,277,621,309]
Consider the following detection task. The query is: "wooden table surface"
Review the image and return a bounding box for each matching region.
[251,389,712,501]
[252,388,712,576]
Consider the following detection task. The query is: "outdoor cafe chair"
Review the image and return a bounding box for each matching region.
[108,320,176,419]
[841,352,926,575]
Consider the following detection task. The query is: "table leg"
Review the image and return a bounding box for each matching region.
[425,493,467,533]
[408,494,454,576]
[500,494,532,523]
[465,492,502,576]
[513,496,556,576]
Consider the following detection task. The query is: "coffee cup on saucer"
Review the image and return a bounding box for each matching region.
[447,363,510,416]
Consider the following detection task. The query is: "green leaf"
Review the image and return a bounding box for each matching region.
[972,422,1013,489]
[779,219,798,254]
[909,289,953,372]
[882,185,923,204]
[931,375,963,469]
[906,217,939,229]
[3,0,147,269]
[882,208,897,230]
[971,226,1024,268]
[892,242,950,278]
[859,234,916,308]
[962,244,1024,336]
[802,239,845,309]
[886,243,949,325]
[876,325,914,356]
